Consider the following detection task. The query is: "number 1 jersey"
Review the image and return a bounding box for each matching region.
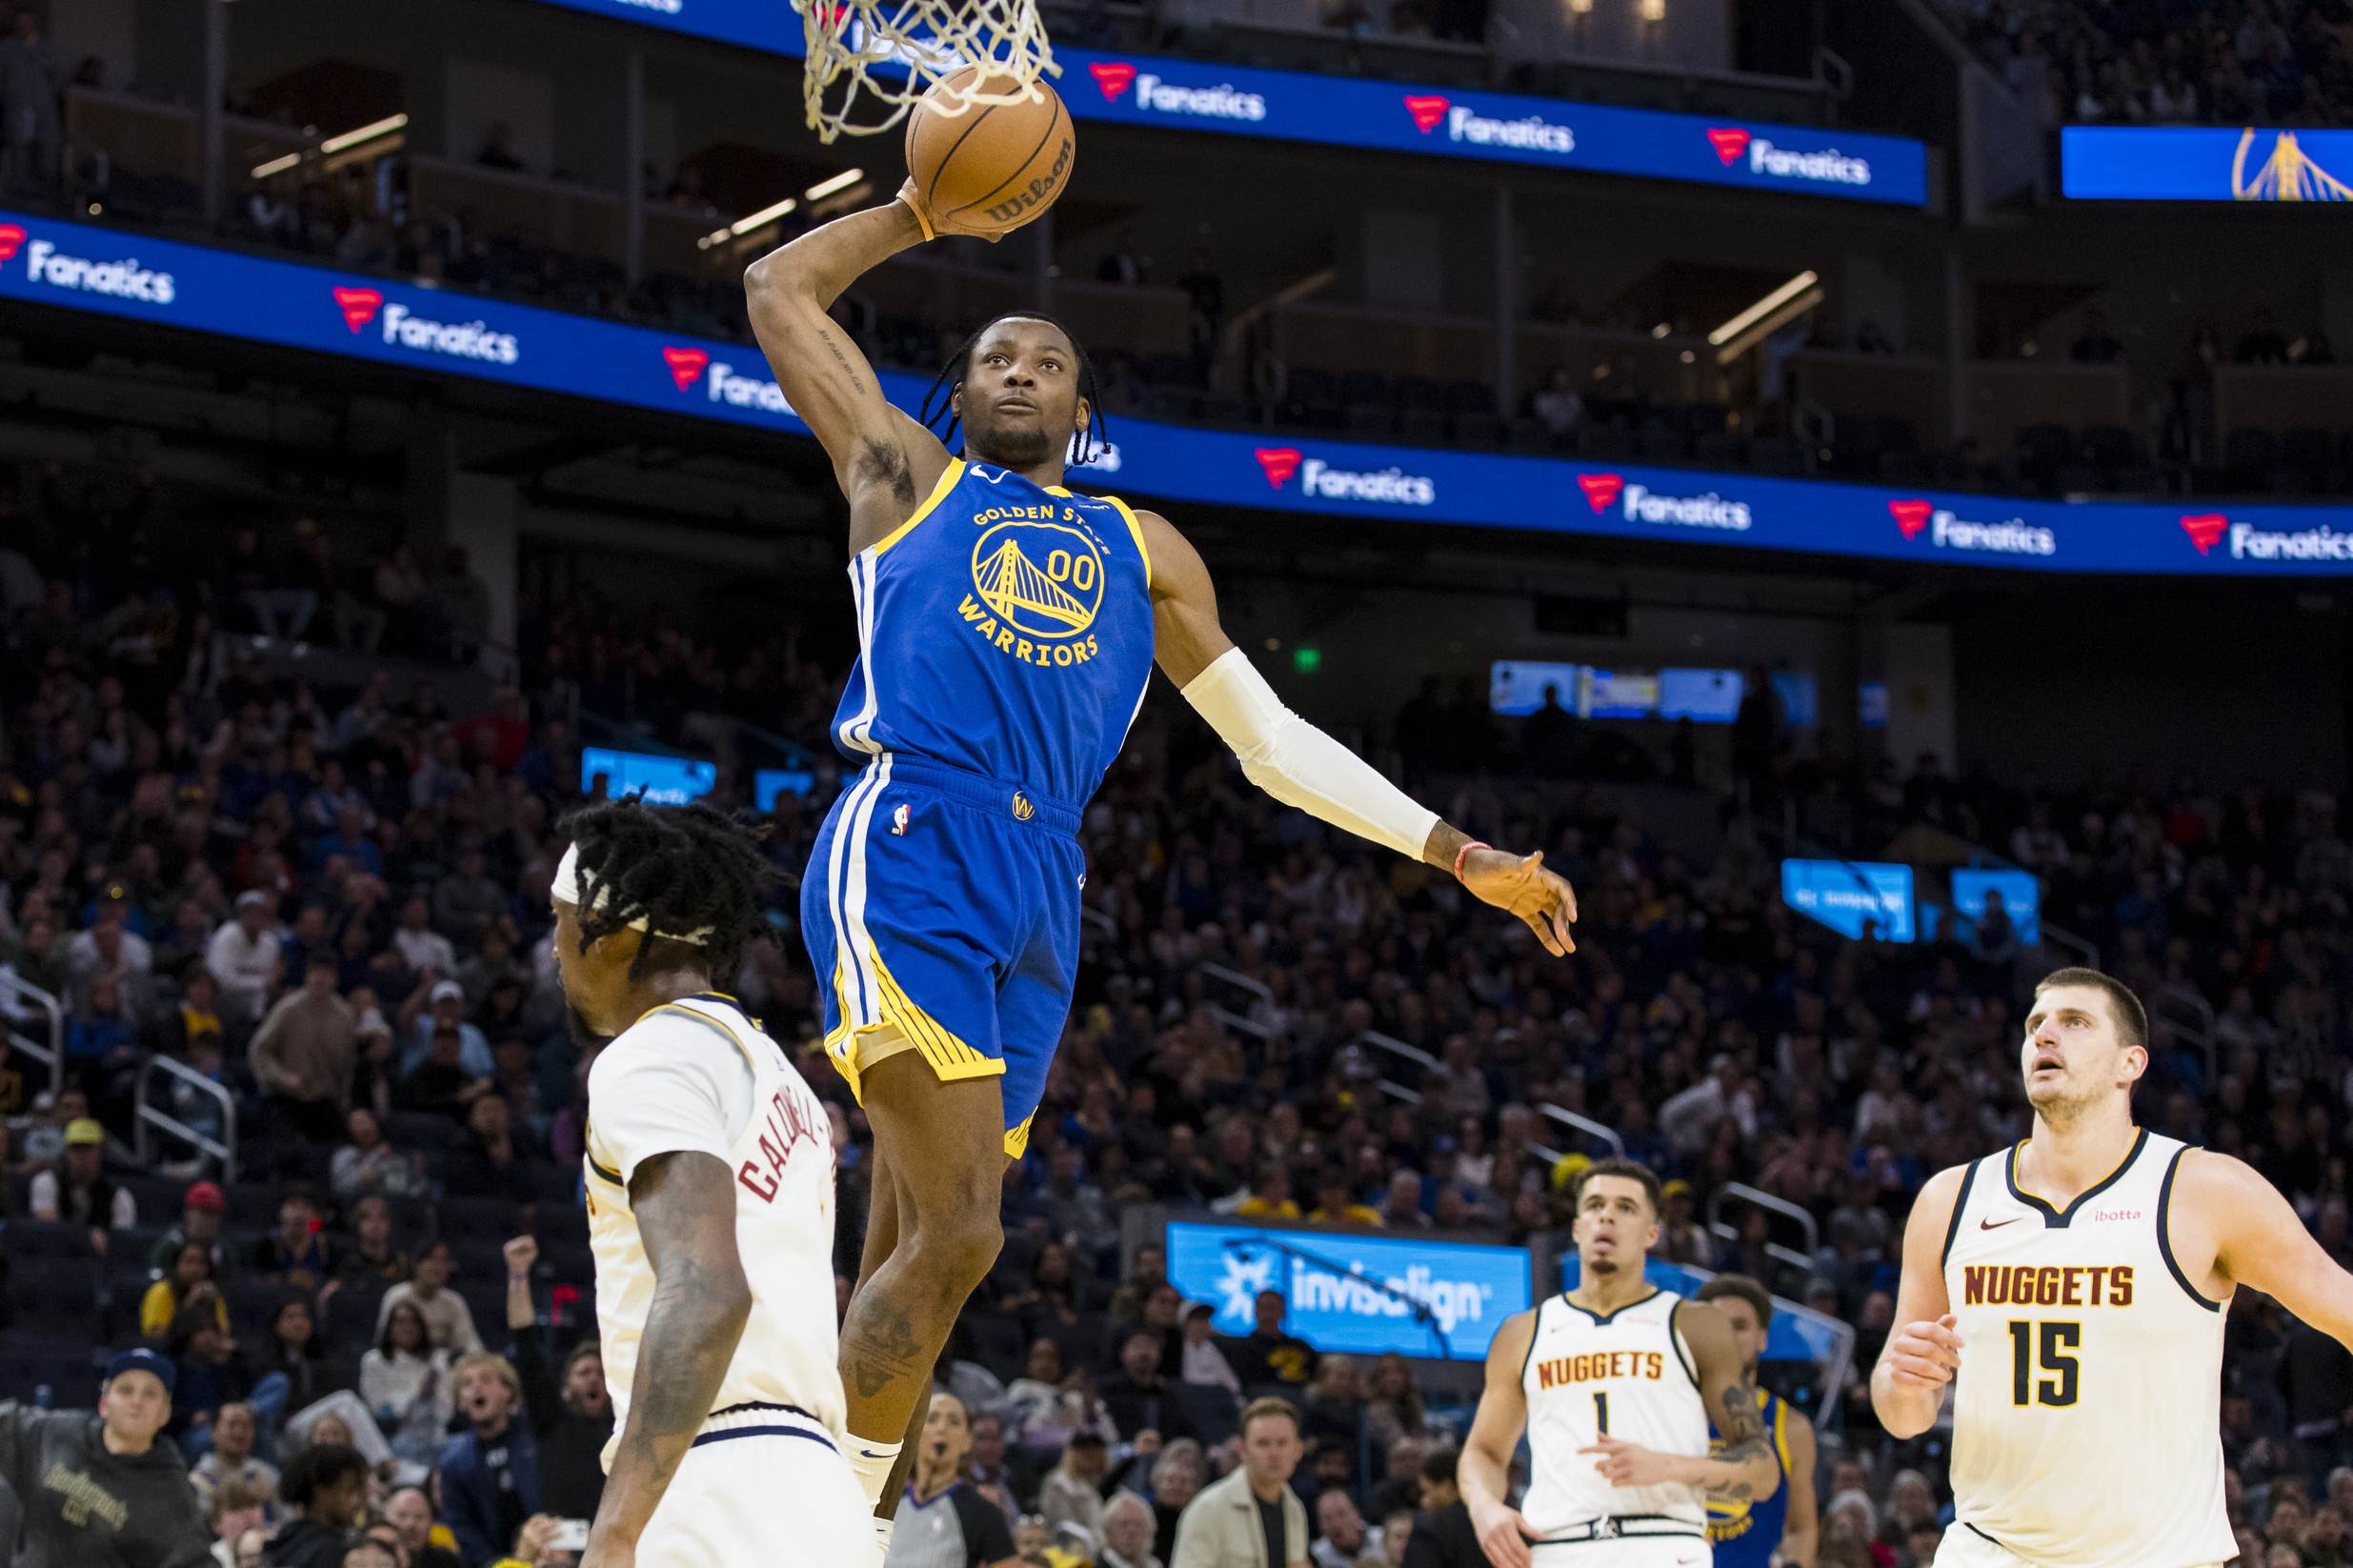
[1941,1129,2233,1568]
[1518,1289,1711,1539]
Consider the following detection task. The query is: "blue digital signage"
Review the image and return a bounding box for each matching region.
[1165,1219,1532,1361]
[1950,867,2041,946]
[2063,126,2353,201]
[525,0,1927,205]
[580,747,717,803]
[1781,858,1915,942]
[16,209,2353,574]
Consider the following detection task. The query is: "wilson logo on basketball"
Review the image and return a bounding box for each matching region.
[0,224,25,262]
[660,346,711,392]
[1576,472,1623,512]
[1404,95,1450,133]
[981,131,1074,227]
[2181,513,2228,554]
[1707,127,1752,166]
[1889,499,1933,538]
[1088,61,1137,101]
[1255,448,1303,488]
[332,288,383,332]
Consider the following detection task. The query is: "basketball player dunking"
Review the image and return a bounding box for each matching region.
[1875,966,2353,1568]
[743,184,1579,1543]
[1460,1159,1780,1568]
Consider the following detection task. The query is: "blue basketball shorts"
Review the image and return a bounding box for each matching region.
[801,753,1084,1158]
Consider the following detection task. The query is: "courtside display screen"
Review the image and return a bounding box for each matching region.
[1166,1219,1531,1361]
[1780,858,1915,942]
[17,209,2353,575]
[580,748,716,804]
[1950,868,2041,946]
[523,0,1928,204]
[2062,126,2353,200]
[1490,662,1583,716]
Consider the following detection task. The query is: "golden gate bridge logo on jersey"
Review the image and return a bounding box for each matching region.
[967,513,1107,668]
[2231,129,2353,200]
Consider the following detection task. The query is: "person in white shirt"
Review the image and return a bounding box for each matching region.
[205,891,282,1025]
[556,796,875,1568]
[1177,1303,1239,1395]
[391,895,457,976]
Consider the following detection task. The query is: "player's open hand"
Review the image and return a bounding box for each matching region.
[1460,846,1578,956]
[894,178,1004,243]
[1579,1432,1681,1489]
[1882,1313,1964,1387]
[1467,1498,1536,1568]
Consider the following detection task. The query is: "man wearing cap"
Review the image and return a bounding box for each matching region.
[247,955,357,1144]
[400,978,493,1080]
[148,1182,241,1282]
[0,1347,212,1566]
[206,892,283,1028]
[30,1118,136,1246]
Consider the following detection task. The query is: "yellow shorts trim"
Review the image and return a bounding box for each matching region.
[1004,1112,1036,1160]
[822,941,1004,1107]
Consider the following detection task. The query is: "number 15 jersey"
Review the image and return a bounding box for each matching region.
[1941,1129,2234,1568]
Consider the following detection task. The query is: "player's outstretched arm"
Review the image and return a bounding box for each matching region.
[1458,1310,1538,1568]
[743,194,961,523]
[1137,511,1578,955]
[581,1152,754,1568]
[2185,1149,2353,1338]
[1869,1163,1966,1439]
[1584,1303,1779,1503]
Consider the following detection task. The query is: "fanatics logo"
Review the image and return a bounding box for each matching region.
[1707,127,1752,166]
[0,224,25,262]
[2181,513,2228,554]
[1403,94,1450,133]
[1255,447,1303,488]
[661,346,711,392]
[1889,499,1933,539]
[1576,472,1624,512]
[332,287,384,332]
[1089,61,1137,100]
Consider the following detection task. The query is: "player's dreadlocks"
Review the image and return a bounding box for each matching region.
[916,311,1109,468]
[555,795,773,984]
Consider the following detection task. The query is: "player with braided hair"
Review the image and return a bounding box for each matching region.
[558,795,873,1568]
[743,187,1579,1549]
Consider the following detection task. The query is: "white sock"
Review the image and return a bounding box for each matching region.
[874,1516,895,1560]
[847,1437,902,1509]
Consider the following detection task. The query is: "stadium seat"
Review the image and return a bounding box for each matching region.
[0,1334,103,1409]
[1,1223,95,1265]
[388,1113,458,1153]
[438,1196,523,1246]
[326,1281,392,1355]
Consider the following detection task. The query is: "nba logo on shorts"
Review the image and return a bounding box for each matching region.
[892,803,911,835]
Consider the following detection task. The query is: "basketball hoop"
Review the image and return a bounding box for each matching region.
[792,0,1058,143]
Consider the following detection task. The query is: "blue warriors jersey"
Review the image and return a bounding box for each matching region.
[828,457,1156,805]
[1705,1387,1792,1567]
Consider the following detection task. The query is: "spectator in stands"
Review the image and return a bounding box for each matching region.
[375,1239,484,1355]
[330,1193,412,1292]
[150,1179,236,1278]
[501,1237,609,1518]
[384,1485,461,1568]
[144,1239,230,1337]
[1180,1302,1240,1396]
[401,977,491,1079]
[398,1025,490,1123]
[250,957,358,1143]
[361,1298,453,1468]
[447,1094,539,1213]
[30,1116,133,1246]
[1307,1169,1381,1228]
[254,1189,335,1292]
[208,1479,273,1567]
[1228,1291,1316,1387]
[1171,1397,1307,1568]
[249,1297,345,1417]
[432,842,506,955]
[1041,1430,1114,1542]
[886,1391,1018,1568]
[330,1108,418,1200]
[440,1352,539,1568]
[190,1400,279,1517]
[0,1348,211,1566]
[1104,1328,1197,1445]
[169,1301,251,1454]
[1401,1446,1478,1568]
[266,1442,372,1567]
[1312,1488,1380,1568]
[1145,1438,1206,1562]
[208,891,283,1028]
[1101,1491,1162,1568]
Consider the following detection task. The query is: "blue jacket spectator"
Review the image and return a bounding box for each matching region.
[438,1353,540,1567]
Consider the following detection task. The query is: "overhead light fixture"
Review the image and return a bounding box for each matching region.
[700,195,801,249]
[1567,0,1593,12]
[320,112,408,155]
[805,169,864,201]
[251,151,301,178]
[1638,0,1664,18]
[1708,270,1823,364]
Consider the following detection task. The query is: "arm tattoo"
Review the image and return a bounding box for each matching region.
[1707,1380,1773,1504]
[812,326,867,398]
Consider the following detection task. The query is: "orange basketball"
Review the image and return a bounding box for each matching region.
[903,68,1074,237]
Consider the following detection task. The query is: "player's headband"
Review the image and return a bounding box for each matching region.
[550,844,714,944]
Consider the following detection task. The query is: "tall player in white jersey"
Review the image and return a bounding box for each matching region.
[1875,967,2353,1568]
[550,798,875,1568]
[1461,1159,1780,1567]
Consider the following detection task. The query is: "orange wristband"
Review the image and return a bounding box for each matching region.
[1453,840,1488,880]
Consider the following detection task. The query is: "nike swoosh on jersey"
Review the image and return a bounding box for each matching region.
[1980,1216,2022,1229]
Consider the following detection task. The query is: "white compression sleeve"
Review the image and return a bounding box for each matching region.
[1180,647,1440,862]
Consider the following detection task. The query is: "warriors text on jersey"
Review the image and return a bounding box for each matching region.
[1941,1129,2234,1568]
[584,993,844,1463]
[1518,1290,1711,1542]
[1705,1388,1792,1568]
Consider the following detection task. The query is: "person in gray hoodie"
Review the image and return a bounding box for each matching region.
[0,1347,212,1567]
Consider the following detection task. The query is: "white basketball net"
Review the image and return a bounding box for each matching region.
[792,0,1059,142]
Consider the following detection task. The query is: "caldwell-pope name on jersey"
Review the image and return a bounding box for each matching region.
[956,501,1111,670]
[1533,1349,1668,1388]
[1961,1263,2134,1307]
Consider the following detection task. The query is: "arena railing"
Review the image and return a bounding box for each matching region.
[0,972,62,1101]
[2036,919,2100,972]
[133,1054,239,1185]
[1704,1181,1820,1277]
[2145,983,2219,1086]
[1535,1104,1627,1161]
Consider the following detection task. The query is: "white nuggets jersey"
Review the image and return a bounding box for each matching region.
[1519,1290,1711,1540]
[1941,1130,2234,1568]
[586,994,845,1465]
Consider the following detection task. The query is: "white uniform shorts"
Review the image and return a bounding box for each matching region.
[1532,1535,1711,1568]
[637,1405,878,1568]
[1932,1521,2227,1568]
